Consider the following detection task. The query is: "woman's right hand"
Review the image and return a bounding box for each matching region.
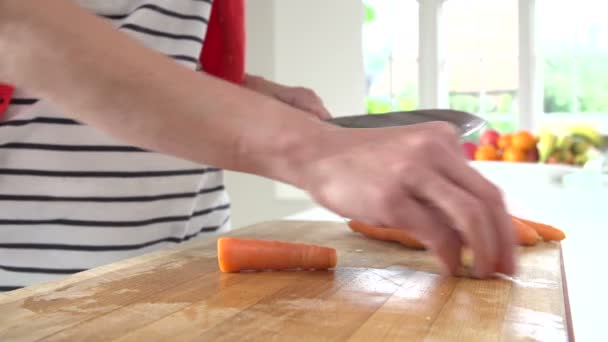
[293,121,516,279]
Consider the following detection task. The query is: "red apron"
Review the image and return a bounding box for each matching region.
[0,0,245,120]
[0,84,13,118]
[201,0,246,85]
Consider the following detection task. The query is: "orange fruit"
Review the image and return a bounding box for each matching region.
[511,131,537,150]
[475,144,500,161]
[497,134,512,150]
[502,147,528,162]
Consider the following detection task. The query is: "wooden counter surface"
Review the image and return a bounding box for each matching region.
[0,220,571,341]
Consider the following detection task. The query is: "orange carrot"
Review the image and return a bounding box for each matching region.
[217,237,337,273]
[349,219,542,248]
[512,216,566,242]
[511,217,541,246]
[348,216,548,249]
[347,220,426,250]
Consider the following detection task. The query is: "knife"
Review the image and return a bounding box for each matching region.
[325,109,487,137]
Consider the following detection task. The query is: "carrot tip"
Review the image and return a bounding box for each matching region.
[512,216,566,242]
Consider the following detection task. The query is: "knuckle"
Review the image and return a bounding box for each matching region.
[431,121,459,138]
[371,185,402,212]
[409,134,440,155]
[392,162,427,187]
[310,179,335,204]
[407,133,431,148]
[390,159,417,175]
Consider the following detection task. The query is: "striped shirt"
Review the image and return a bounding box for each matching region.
[0,0,232,292]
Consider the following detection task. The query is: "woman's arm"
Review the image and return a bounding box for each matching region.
[0,0,323,185]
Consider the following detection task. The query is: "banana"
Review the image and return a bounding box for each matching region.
[555,135,573,151]
[537,131,557,163]
[560,149,574,164]
[571,136,592,155]
[567,124,603,147]
[574,154,589,166]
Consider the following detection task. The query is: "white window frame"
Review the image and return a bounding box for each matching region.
[418,0,448,109]
[419,0,538,130]
[423,0,608,132]
[518,0,539,130]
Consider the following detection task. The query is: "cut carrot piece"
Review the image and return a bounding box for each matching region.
[217,237,337,273]
[511,217,541,246]
[347,220,426,250]
[512,216,566,242]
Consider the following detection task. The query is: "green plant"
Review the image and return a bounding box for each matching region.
[364,3,376,24]
[365,92,418,114]
[365,97,392,114]
[544,55,608,113]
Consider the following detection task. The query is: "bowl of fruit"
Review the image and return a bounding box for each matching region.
[462,124,605,167]
[462,125,607,189]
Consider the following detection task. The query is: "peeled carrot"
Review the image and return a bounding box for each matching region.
[217,237,337,273]
[347,220,426,250]
[511,217,541,246]
[349,219,541,248]
[512,216,566,242]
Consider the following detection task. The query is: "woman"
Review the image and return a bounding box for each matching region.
[0,0,516,291]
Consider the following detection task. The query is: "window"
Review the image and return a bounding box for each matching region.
[362,0,608,135]
[363,0,418,114]
[539,0,608,119]
[444,0,519,134]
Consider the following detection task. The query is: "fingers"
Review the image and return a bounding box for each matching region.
[276,87,332,120]
[490,208,517,275]
[381,195,464,275]
[429,227,464,276]
[370,127,513,278]
[433,148,517,276]
[292,96,331,120]
[309,104,332,120]
[407,170,498,278]
[298,101,331,120]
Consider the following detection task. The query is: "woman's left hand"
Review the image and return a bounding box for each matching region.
[243,74,331,120]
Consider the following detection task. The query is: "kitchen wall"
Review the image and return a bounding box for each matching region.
[224,0,366,228]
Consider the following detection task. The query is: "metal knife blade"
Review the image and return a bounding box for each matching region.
[325,109,487,137]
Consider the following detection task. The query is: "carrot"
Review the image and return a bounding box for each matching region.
[511,217,541,246]
[512,216,566,242]
[348,217,551,248]
[347,220,426,250]
[217,237,337,273]
[349,219,542,248]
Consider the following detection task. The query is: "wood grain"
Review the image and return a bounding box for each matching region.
[0,220,570,341]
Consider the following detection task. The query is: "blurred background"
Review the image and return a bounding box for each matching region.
[226,0,608,228]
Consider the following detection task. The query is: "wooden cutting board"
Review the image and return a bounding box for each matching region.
[0,220,571,341]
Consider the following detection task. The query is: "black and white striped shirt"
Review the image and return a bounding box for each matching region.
[0,0,231,292]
